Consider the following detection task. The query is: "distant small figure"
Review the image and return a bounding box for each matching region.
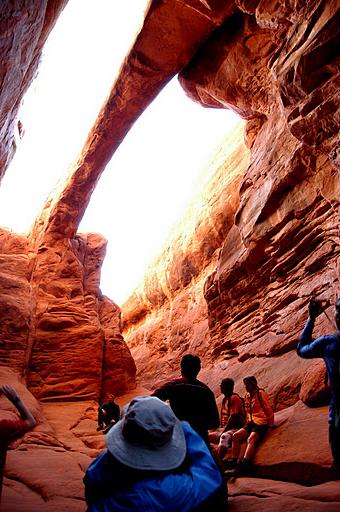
[226,376,273,475]
[217,378,246,460]
[152,354,220,445]
[297,298,340,470]
[0,385,36,501]
[97,395,120,433]
[84,396,227,511]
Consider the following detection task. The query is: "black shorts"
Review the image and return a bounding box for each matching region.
[244,422,269,441]
[329,423,340,469]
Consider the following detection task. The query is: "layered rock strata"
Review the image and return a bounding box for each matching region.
[124,0,339,409]
[0,0,339,508]
[123,122,251,386]
[0,227,136,400]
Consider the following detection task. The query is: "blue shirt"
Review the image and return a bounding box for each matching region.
[297,318,340,424]
[84,421,224,512]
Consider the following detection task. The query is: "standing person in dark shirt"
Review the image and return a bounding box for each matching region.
[97,395,120,433]
[0,385,36,501]
[297,298,340,470]
[153,354,219,445]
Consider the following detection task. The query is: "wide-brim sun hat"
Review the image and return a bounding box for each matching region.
[106,396,186,471]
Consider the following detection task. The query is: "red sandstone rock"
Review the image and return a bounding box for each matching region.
[0,229,31,374]
[270,0,339,167]
[0,227,136,400]
[0,0,68,178]
[123,123,250,383]
[124,0,339,419]
[179,13,281,118]
[228,477,340,512]
[26,232,136,400]
[0,0,339,507]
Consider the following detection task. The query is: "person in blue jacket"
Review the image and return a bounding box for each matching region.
[297,298,340,469]
[84,396,227,511]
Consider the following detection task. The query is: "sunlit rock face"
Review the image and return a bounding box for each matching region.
[0,0,339,506]
[0,0,137,401]
[0,227,136,400]
[0,229,31,372]
[123,123,251,386]
[124,0,339,412]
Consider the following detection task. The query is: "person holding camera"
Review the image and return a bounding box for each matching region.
[297,298,340,470]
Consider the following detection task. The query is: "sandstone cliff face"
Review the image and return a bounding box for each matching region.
[0,1,137,400]
[0,229,31,373]
[0,0,339,508]
[0,227,136,400]
[123,0,339,413]
[123,122,251,386]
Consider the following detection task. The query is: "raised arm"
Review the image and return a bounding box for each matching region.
[297,300,332,359]
[1,385,36,429]
[297,318,332,359]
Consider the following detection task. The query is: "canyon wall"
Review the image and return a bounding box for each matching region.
[0,0,339,508]
[0,226,136,400]
[123,0,339,413]
[0,0,251,402]
[0,0,138,401]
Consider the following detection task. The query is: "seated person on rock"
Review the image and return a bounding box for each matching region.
[226,375,273,474]
[97,395,120,433]
[0,385,36,501]
[84,396,228,512]
[297,297,340,470]
[216,378,246,462]
[152,354,220,446]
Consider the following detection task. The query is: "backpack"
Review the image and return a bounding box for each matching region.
[222,393,246,431]
[247,388,271,424]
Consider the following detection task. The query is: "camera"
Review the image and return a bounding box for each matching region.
[310,298,330,310]
[309,298,330,317]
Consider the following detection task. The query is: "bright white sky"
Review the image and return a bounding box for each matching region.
[0,0,239,305]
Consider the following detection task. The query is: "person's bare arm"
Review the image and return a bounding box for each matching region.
[1,385,36,429]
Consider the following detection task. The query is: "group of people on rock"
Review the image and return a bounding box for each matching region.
[0,298,339,511]
[215,374,273,475]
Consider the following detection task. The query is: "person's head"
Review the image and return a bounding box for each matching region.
[335,299,340,330]
[180,354,201,379]
[220,378,234,397]
[243,375,258,393]
[106,396,186,471]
